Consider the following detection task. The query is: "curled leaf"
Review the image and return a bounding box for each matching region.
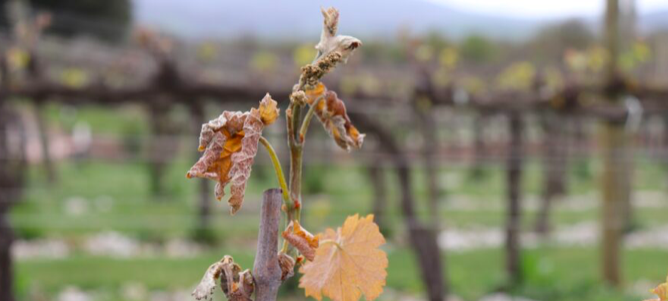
[227,270,254,301]
[299,214,388,301]
[278,252,296,281]
[192,255,253,301]
[187,94,279,214]
[305,83,365,151]
[299,7,361,89]
[283,220,319,261]
[315,7,361,63]
[258,93,279,125]
[321,7,339,37]
[192,260,224,300]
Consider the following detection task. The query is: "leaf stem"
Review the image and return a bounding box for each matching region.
[259,136,290,204]
[319,239,343,250]
[299,95,324,143]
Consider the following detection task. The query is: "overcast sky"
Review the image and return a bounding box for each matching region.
[427,0,668,19]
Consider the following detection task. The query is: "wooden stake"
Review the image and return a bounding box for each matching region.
[506,113,524,286]
[253,189,283,301]
[600,0,626,287]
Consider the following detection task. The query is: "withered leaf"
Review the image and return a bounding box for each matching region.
[304,83,365,151]
[192,255,254,301]
[227,270,254,301]
[258,93,279,125]
[187,94,279,214]
[315,7,361,63]
[299,214,388,301]
[278,252,296,281]
[299,7,361,89]
[283,220,319,261]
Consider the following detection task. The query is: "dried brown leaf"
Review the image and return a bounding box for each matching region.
[278,252,296,281]
[299,8,361,89]
[192,255,253,301]
[227,270,254,301]
[315,7,361,63]
[283,220,319,261]
[187,94,279,214]
[304,83,365,151]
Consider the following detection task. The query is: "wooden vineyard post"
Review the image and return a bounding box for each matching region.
[367,159,389,235]
[505,113,524,286]
[535,112,567,236]
[600,124,627,286]
[0,98,16,301]
[349,110,447,301]
[600,0,627,287]
[0,59,26,301]
[253,189,283,301]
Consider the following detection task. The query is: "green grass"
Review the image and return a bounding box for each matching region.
[10,106,668,300]
[16,247,667,301]
[12,155,668,238]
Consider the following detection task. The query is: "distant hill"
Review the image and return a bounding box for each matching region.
[133,0,668,41]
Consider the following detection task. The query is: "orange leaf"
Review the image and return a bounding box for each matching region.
[283,220,319,261]
[304,83,365,151]
[258,93,280,125]
[299,214,387,301]
[187,94,279,214]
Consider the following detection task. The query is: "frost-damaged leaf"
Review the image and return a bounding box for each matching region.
[187,94,279,214]
[299,214,388,301]
[283,220,319,261]
[227,270,254,301]
[304,83,365,151]
[278,252,296,281]
[316,7,361,63]
[646,275,668,301]
[192,255,254,301]
[299,7,361,88]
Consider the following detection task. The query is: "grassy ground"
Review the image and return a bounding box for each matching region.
[10,105,668,300]
[13,156,668,239]
[16,247,668,301]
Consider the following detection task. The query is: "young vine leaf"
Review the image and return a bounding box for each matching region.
[299,214,387,301]
[186,94,279,214]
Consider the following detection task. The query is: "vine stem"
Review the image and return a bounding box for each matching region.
[287,101,304,219]
[291,103,303,146]
[299,95,324,142]
[259,136,290,204]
